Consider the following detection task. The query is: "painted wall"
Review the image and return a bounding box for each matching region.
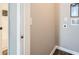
[30,3,56,55]
[59,3,79,52]
[0,4,8,51]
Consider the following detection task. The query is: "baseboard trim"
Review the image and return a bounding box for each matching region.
[57,46,79,55]
[50,46,58,55]
[50,45,79,55]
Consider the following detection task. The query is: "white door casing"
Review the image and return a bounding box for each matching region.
[17,3,21,55]
[20,3,31,55]
[24,3,31,55]
[9,3,31,55]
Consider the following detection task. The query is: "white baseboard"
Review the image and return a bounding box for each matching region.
[50,46,58,55]
[50,45,79,55]
[57,46,79,55]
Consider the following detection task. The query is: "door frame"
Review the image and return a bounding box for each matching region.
[23,3,31,55]
[8,3,31,55]
[17,3,31,55]
[20,3,31,55]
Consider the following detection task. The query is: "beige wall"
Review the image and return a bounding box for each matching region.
[0,4,8,50]
[30,3,57,55]
[54,4,59,45]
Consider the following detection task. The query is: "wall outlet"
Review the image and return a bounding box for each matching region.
[63,24,68,28]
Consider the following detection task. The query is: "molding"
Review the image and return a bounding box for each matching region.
[57,46,79,55]
[50,46,58,55]
[50,45,79,55]
[17,3,21,55]
[24,3,31,55]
